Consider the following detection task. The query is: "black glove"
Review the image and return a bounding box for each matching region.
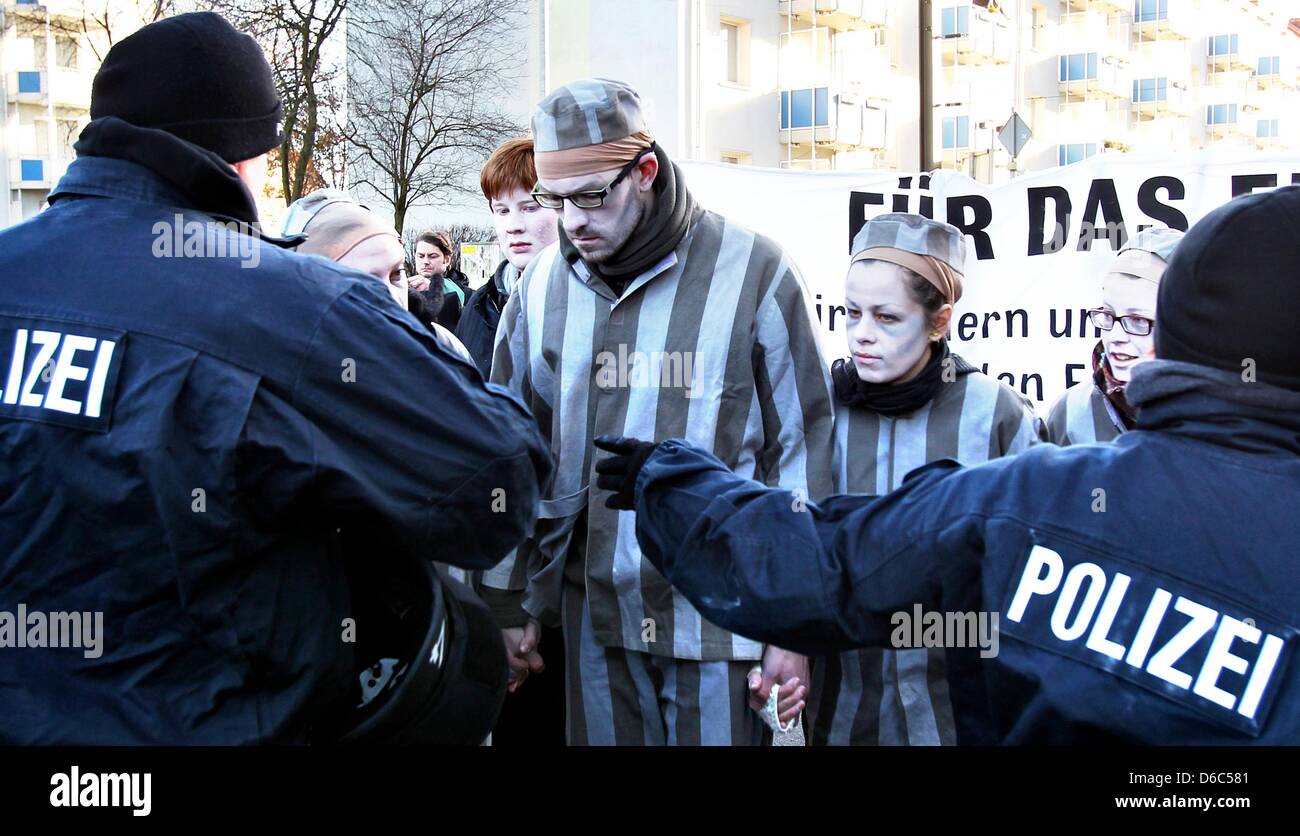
[593,435,659,510]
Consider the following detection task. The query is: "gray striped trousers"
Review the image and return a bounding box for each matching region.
[561,581,770,746]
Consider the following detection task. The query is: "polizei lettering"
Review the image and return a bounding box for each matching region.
[1002,544,1291,736]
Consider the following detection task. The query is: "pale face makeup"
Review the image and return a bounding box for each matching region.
[843,260,951,385]
[1099,267,1160,382]
[536,156,656,264]
[491,187,560,272]
[340,234,408,310]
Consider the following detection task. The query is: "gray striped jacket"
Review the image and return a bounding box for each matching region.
[1045,380,1123,446]
[807,370,1040,745]
[483,208,835,661]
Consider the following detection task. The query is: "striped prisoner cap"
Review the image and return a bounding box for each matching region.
[1121,227,1183,262]
[851,213,967,306]
[531,78,654,179]
[1111,227,1184,284]
[852,213,967,270]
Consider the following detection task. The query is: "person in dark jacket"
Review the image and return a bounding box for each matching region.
[411,231,468,332]
[594,185,1300,745]
[455,138,560,378]
[0,13,553,745]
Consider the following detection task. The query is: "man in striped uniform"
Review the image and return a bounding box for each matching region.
[808,214,1041,745]
[1047,228,1184,445]
[480,78,834,745]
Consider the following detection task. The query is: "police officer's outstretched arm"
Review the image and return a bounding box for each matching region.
[623,438,988,657]
[241,276,554,570]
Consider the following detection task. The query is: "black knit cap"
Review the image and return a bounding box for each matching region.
[90,12,283,163]
[1156,184,1300,391]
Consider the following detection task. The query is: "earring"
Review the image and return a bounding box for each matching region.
[931,330,942,339]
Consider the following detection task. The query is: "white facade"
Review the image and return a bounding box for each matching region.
[506,0,1300,184]
[0,0,107,226]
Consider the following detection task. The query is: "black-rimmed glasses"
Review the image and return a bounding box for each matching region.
[531,144,657,210]
[1088,308,1154,336]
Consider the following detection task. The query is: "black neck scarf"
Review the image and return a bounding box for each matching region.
[558,143,697,296]
[832,341,977,417]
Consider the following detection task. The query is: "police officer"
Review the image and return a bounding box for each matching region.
[0,13,552,744]
[594,186,1300,744]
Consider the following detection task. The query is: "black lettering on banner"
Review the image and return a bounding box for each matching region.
[1065,363,1087,389]
[848,191,886,252]
[1231,173,1277,198]
[946,195,995,260]
[1136,176,1189,231]
[1028,186,1071,256]
[1076,179,1126,252]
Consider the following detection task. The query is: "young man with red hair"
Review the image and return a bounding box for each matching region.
[456,138,560,378]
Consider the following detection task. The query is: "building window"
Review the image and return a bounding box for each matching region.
[1132,77,1168,102]
[1059,52,1099,82]
[1058,143,1098,166]
[55,36,78,70]
[20,159,44,181]
[1206,104,1238,125]
[942,115,970,149]
[720,18,751,87]
[18,71,42,93]
[781,88,830,129]
[941,6,969,38]
[1258,56,1281,76]
[1031,4,1046,51]
[1133,0,1167,22]
[1208,34,1239,58]
[1257,119,1279,138]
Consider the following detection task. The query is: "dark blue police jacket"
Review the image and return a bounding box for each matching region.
[0,118,553,744]
[632,360,1299,744]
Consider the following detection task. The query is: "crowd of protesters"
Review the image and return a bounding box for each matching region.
[0,12,1295,747]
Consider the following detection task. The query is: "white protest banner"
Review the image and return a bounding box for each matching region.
[680,151,1300,412]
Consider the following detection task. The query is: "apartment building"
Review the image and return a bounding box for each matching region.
[0,0,114,226]
[521,1,1300,180]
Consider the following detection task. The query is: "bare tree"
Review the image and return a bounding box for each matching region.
[347,0,526,232]
[202,0,348,204]
[44,0,175,61]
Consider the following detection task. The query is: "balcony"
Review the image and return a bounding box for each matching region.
[1131,79,1188,120]
[1058,101,1131,149]
[779,0,887,32]
[1253,56,1294,90]
[1060,0,1128,15]
[1205,103,1245,140]
[1058,53,1130,102]
[9,156,51,188]
[4,69,92,110]
[780,87,887,151]
[938,13,1013,66]
[1207,36,1254,73]
[1132,6,1193,42]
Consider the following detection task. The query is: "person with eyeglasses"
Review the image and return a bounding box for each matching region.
[481,78,834,745]
[592,186,1300,745]
[1046,228,1184,445]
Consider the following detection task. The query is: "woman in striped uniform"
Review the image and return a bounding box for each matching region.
[806,213,1040,746]
[1046,228,1184,446]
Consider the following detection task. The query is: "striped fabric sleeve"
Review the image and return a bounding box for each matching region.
[752,256,836,502]
[1044,390,1072,446]
[482,276,538,596]
[997,386,1045,455]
